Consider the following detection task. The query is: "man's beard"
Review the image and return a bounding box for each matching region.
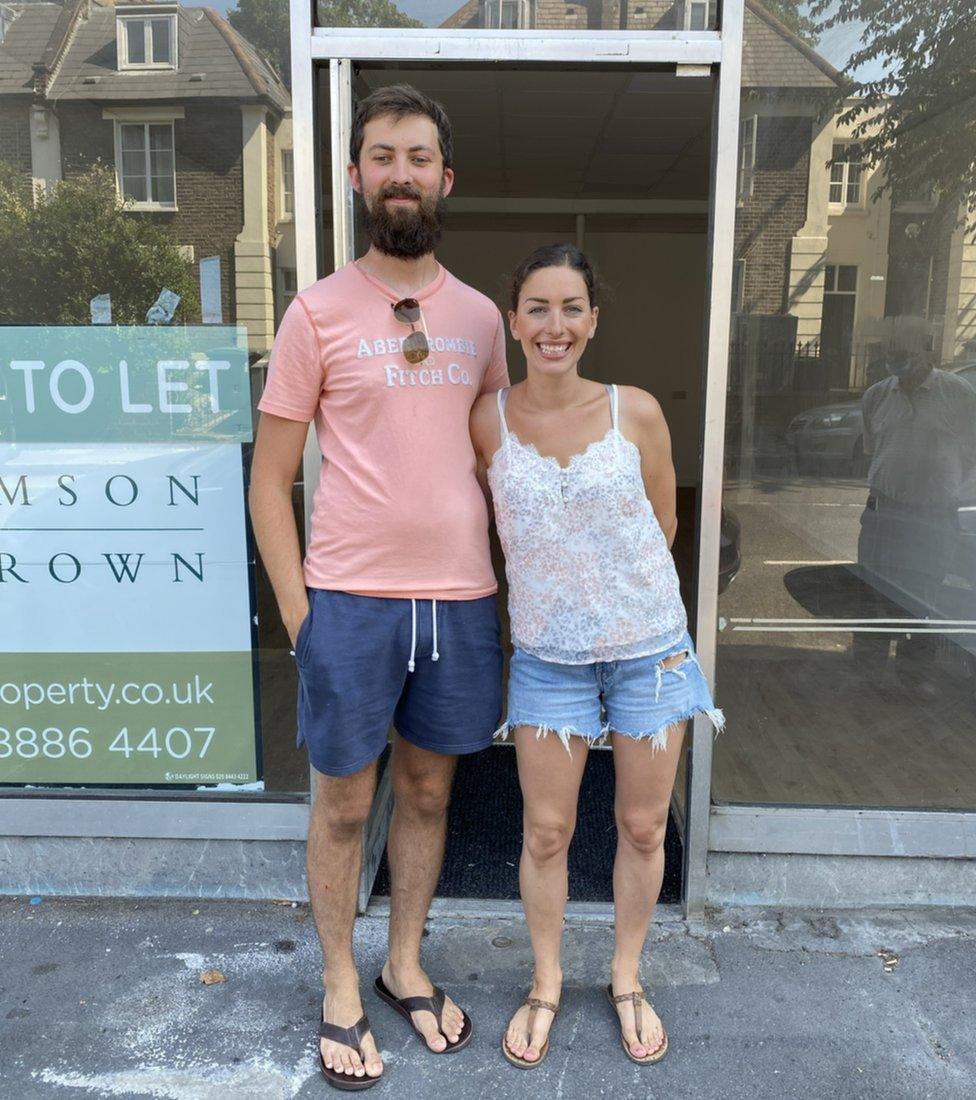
[362,184,446,259]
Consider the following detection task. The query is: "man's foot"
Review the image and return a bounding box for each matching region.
[609,983,665,1060]
[379,962,465,1051]
[320,985,384,1081]
[504,981,561,1064]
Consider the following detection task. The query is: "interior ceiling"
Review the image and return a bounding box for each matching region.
[325,67,713,201]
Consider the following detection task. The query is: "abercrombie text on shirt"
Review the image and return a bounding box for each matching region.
[258,261,510,599]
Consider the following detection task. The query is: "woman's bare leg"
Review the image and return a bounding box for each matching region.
[609,720,686,1058]
[504,728,589,1063]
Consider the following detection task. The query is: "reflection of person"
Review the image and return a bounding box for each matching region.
[469,245,723,1070]
[250,85,508,1088]
[856,317,976,675]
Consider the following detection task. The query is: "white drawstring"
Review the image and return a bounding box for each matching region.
[406,599,440,672]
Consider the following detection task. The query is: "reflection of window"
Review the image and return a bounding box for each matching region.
[732,258,746,312]
[885,255,932,319]
[281,150,294,217]
[483,0,529,28]
[829,144,862,207]
[279,268,298,317]
[824,264,857,294]
[0,4,17,47]
[116,122,177,209]
[738,116,757,199]
[684,0,717,29]
[117,9,177,70]
[892,181,937,211]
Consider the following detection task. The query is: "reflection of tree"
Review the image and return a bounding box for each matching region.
[317,0,423,26]
[0,165,198,325]
[762,1,818,43]
[228,0,291,87]
[228,0,424,87]
[812,1,975,210]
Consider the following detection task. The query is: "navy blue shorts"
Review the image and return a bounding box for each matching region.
[294,589,503,777]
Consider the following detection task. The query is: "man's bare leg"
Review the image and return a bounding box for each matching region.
[380,734,465,1051]
[308,762,384,1080]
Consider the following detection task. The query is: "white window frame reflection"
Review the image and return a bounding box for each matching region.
[0,3,17,47]
[824,263,857,296]
[280,149,295,219]
[732,257,746,312]
[279,266,298,315]
[829,143,863,209]
[738,115,756,199]
[116,13,178,71]
[114,120,178,211]
[684,0,717,30]
[483,0,531,29]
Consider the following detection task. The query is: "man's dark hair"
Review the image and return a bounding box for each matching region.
[350,84,454,170]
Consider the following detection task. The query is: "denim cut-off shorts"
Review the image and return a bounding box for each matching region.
[496,631,724,754]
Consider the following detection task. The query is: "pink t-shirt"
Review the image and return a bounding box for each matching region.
[258,261,509,599]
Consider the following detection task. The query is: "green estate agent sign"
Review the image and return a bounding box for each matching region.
[0,326,251,443]
[0,326,259,787]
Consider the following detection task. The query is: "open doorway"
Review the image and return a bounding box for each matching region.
[318,62,715,903]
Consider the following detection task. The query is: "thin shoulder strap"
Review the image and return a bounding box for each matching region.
[606,384,620,431]
[496,386,510,437]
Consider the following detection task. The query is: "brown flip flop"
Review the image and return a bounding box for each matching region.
[318,1011,382,1091]
[606,985,669,1065]
[373,973,473,1053]
[501,996,560,1069]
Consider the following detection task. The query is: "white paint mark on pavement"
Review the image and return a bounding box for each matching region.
[37,1054,318,1100]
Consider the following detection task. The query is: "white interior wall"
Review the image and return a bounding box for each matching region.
[438,228,708,485]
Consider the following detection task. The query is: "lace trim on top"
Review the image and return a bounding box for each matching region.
[488,384,687,665]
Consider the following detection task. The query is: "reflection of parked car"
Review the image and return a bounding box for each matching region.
[786,362,976,476]
[786,401,867,475]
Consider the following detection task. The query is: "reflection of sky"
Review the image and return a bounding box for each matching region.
[803,3,889,84]
[205,0,890,83]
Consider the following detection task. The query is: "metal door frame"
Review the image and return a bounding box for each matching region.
[290,0,745,916]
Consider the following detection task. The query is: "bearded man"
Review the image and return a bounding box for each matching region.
[249,84,508,1089]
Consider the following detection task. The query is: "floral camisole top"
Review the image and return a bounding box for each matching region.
[487,384,687,665]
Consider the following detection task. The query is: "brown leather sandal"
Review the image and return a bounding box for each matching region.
[319,1011,382,1091]
[606,985,669,1065]
[501,996,560,1069]
[373,974,474,1053]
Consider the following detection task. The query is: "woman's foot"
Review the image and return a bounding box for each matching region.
[609,981,665,1060]
[504,980,561,1064]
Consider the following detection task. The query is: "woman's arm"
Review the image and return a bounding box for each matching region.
[622,386,678,549]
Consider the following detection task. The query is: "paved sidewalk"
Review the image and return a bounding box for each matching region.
[2,897,975,1099]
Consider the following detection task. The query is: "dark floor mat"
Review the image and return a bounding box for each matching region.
[372,746,683,903]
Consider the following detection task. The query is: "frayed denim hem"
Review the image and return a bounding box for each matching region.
[612,706,726,754]
[494,706,725,757]
[493,720,606,755]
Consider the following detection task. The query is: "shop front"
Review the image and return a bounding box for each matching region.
[1,0,974,913]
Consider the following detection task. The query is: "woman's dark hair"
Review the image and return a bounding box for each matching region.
[350,84,454,171]
[509,244,597,312]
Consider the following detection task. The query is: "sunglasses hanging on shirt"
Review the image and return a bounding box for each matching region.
[392,297,434,366]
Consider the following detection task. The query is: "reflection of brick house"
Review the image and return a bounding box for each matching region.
[444,0,975,378]
[0,0,295,351]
